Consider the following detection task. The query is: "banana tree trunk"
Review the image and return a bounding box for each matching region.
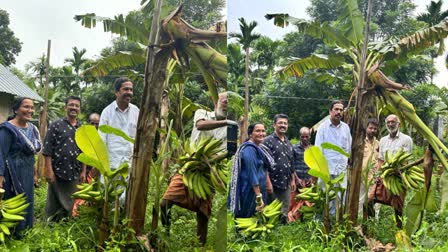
[347,90,375,224]
[346,0,373,225]
[125,0,171,235]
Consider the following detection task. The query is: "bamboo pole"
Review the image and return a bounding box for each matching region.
[37,40,51,179]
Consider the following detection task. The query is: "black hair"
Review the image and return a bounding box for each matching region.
[273,114,288,123]
[8,97,32,120]
[114,77,131,92]
[367,118,379,127]
[248,122,263,136]
[329,100,344,111]
[65,96,81,106]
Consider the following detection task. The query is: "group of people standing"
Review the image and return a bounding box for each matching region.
[0,83,413,240]
[229,100,412,228]
[0,77,139,236]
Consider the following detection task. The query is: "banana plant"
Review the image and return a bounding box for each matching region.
[74,125,131,249]
[74,3,226,104]
[302,143,350,235]
[266,0,448,225]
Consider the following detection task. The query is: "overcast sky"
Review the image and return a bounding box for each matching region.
[2,0,447,87]
[228,0,448,88]
[2,0,141,70]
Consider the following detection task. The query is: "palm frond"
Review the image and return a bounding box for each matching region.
[82,49,146,77]
[74,13,149,44]
[383,21,448,59]
[279,54,345,79]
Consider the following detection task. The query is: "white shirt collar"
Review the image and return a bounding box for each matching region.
[112,100,130,113]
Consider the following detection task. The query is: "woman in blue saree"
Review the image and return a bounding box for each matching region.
[0,97,41,234]
[228,123,274,218]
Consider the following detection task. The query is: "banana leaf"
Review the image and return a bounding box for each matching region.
[304,146,330,184]
[405,188,425,236]
[215,202,227,252]
[440,172,448,212]
[99,125,135,144]
[108,162,129,179]
[321,142,351,158]
[75,125,111,175]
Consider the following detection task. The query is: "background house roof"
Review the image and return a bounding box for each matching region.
[0,64,43,102]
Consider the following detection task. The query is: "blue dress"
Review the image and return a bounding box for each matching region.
[0,122,41,233]
[232,143,268,218]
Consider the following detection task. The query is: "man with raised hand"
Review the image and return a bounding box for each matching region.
[161,92,234,245]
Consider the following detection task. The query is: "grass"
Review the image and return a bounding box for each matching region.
[0,176,227,251]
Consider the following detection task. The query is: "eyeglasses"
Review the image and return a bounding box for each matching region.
[90,122,99,126]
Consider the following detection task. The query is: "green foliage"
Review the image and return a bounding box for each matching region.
[304,146,330,183]
[229,219,364,251]
[0,9,22,66]
[321,142,351,158]
[165,0,225,30]
[99,125,135,144]
[75,125,111,175]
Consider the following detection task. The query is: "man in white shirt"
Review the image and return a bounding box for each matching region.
[190,92,228,149]
[373,114,412,228]
[315,100,352,214]
[99,77,139,170]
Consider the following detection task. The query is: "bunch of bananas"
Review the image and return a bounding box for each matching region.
[0,189,30,242]
[296,185,337,203]
[72,180,103,202]
[234,200,283,239]
[381,149,425,195]
[295,185,337,218]
[178,137,229,199]
[72,179,126,202]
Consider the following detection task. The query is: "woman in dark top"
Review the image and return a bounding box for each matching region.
[228,123,274,218]
[0,97,41,233]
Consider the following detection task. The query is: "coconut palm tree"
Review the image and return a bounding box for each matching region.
[65,47,88,75]
[417,0,448,26]
[230,17,260,143]
[417,0,448,82]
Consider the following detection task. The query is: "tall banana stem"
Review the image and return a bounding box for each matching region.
[186,42,227,102]
[383,90,448,170]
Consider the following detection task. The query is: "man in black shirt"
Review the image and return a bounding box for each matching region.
[262,114,296,223]
[43,96,86,221]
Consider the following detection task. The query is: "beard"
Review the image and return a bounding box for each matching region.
[215,104,226,120]
[387,126,398,134]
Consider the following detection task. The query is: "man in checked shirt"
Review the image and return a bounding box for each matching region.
[262,114,296,224]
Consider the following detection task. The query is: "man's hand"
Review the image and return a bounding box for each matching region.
[45,168,56,183]
[291,177,296,192]
[255,194,264,212]
[34,173,39,187]
[0,176,3,189]
[226,120,238,127]
[80,171,87,183]
[266,177,273,194]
